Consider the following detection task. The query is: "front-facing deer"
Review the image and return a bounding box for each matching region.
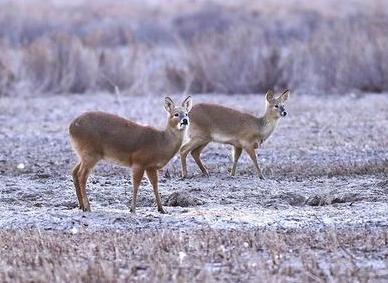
[180,90,289,179]
[69,96,192,213]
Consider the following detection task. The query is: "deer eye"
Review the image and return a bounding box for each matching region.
[274,105,279,108]
[174,113,179,117]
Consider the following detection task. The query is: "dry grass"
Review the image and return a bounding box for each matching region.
[23,34,97,93]
[1,228,387,282]
[1,0,388,95]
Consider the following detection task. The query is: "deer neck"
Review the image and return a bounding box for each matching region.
[258,110,279,142]
[162,123,185,156]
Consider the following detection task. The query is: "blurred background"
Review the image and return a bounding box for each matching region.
[0,0,387,97]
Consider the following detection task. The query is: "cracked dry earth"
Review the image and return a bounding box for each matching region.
[0,93,387,232]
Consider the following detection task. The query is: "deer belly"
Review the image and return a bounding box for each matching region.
[211,133,241,147]
[103,148,132,167]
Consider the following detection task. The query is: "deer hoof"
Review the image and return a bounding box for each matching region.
[158,207,167,214]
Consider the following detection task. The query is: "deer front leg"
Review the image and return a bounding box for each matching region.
[180,144,190,178]
[72,163,83,210]
[131,167,145,213]
[231,146,242,176]
[244,146,265,179]
[146,168,166,214]
[191,143,209,176]
[180,138,209,178]
[77,158,98,212]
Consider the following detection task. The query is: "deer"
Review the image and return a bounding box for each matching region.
[180,90,289,179]
[69,96,192,214]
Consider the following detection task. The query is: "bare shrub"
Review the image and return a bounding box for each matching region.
[81,20,134,47]
[288,16,388,93]
[185,27,287,94]
[0,52,15,96]
[23,34,98,93]
[173,5,233,41]
[97,47,139,92]
[1,1,388,95]
[164,63,191,93]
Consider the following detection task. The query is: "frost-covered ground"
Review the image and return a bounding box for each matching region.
[0,93,387,232]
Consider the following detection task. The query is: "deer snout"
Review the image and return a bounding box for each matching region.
[278,106,287,117]
[181,118,188,125]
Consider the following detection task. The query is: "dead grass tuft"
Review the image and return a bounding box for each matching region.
[0,228,386,282]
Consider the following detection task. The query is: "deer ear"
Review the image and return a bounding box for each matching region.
[265,90,275,103]
[182,96,192,112]
[280,90,290,102]
[164,97,175,113]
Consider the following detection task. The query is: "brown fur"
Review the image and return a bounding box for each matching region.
[180,90,289,178]
[69,96,192,213]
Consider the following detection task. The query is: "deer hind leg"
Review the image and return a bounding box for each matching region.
[77,156,99,212]
[244,146,265,179]
[231,146,242,176]
[190,143,209,176]
[72,162,83,210]
[146,168,166,214]
[130,166,144,213]
[180,138,209,178]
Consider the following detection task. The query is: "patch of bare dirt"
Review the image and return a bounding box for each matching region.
[0,93,387,233]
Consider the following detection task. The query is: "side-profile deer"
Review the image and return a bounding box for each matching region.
[180,90,289,179]
[69,96,192,214]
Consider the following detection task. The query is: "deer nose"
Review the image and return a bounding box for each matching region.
[182,118,188,125]
[281,111,287,117]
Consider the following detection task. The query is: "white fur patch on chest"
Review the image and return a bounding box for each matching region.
[260,125,277,143]
[262,127,274,138]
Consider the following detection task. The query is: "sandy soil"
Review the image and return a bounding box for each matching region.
[0,93,387,232]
